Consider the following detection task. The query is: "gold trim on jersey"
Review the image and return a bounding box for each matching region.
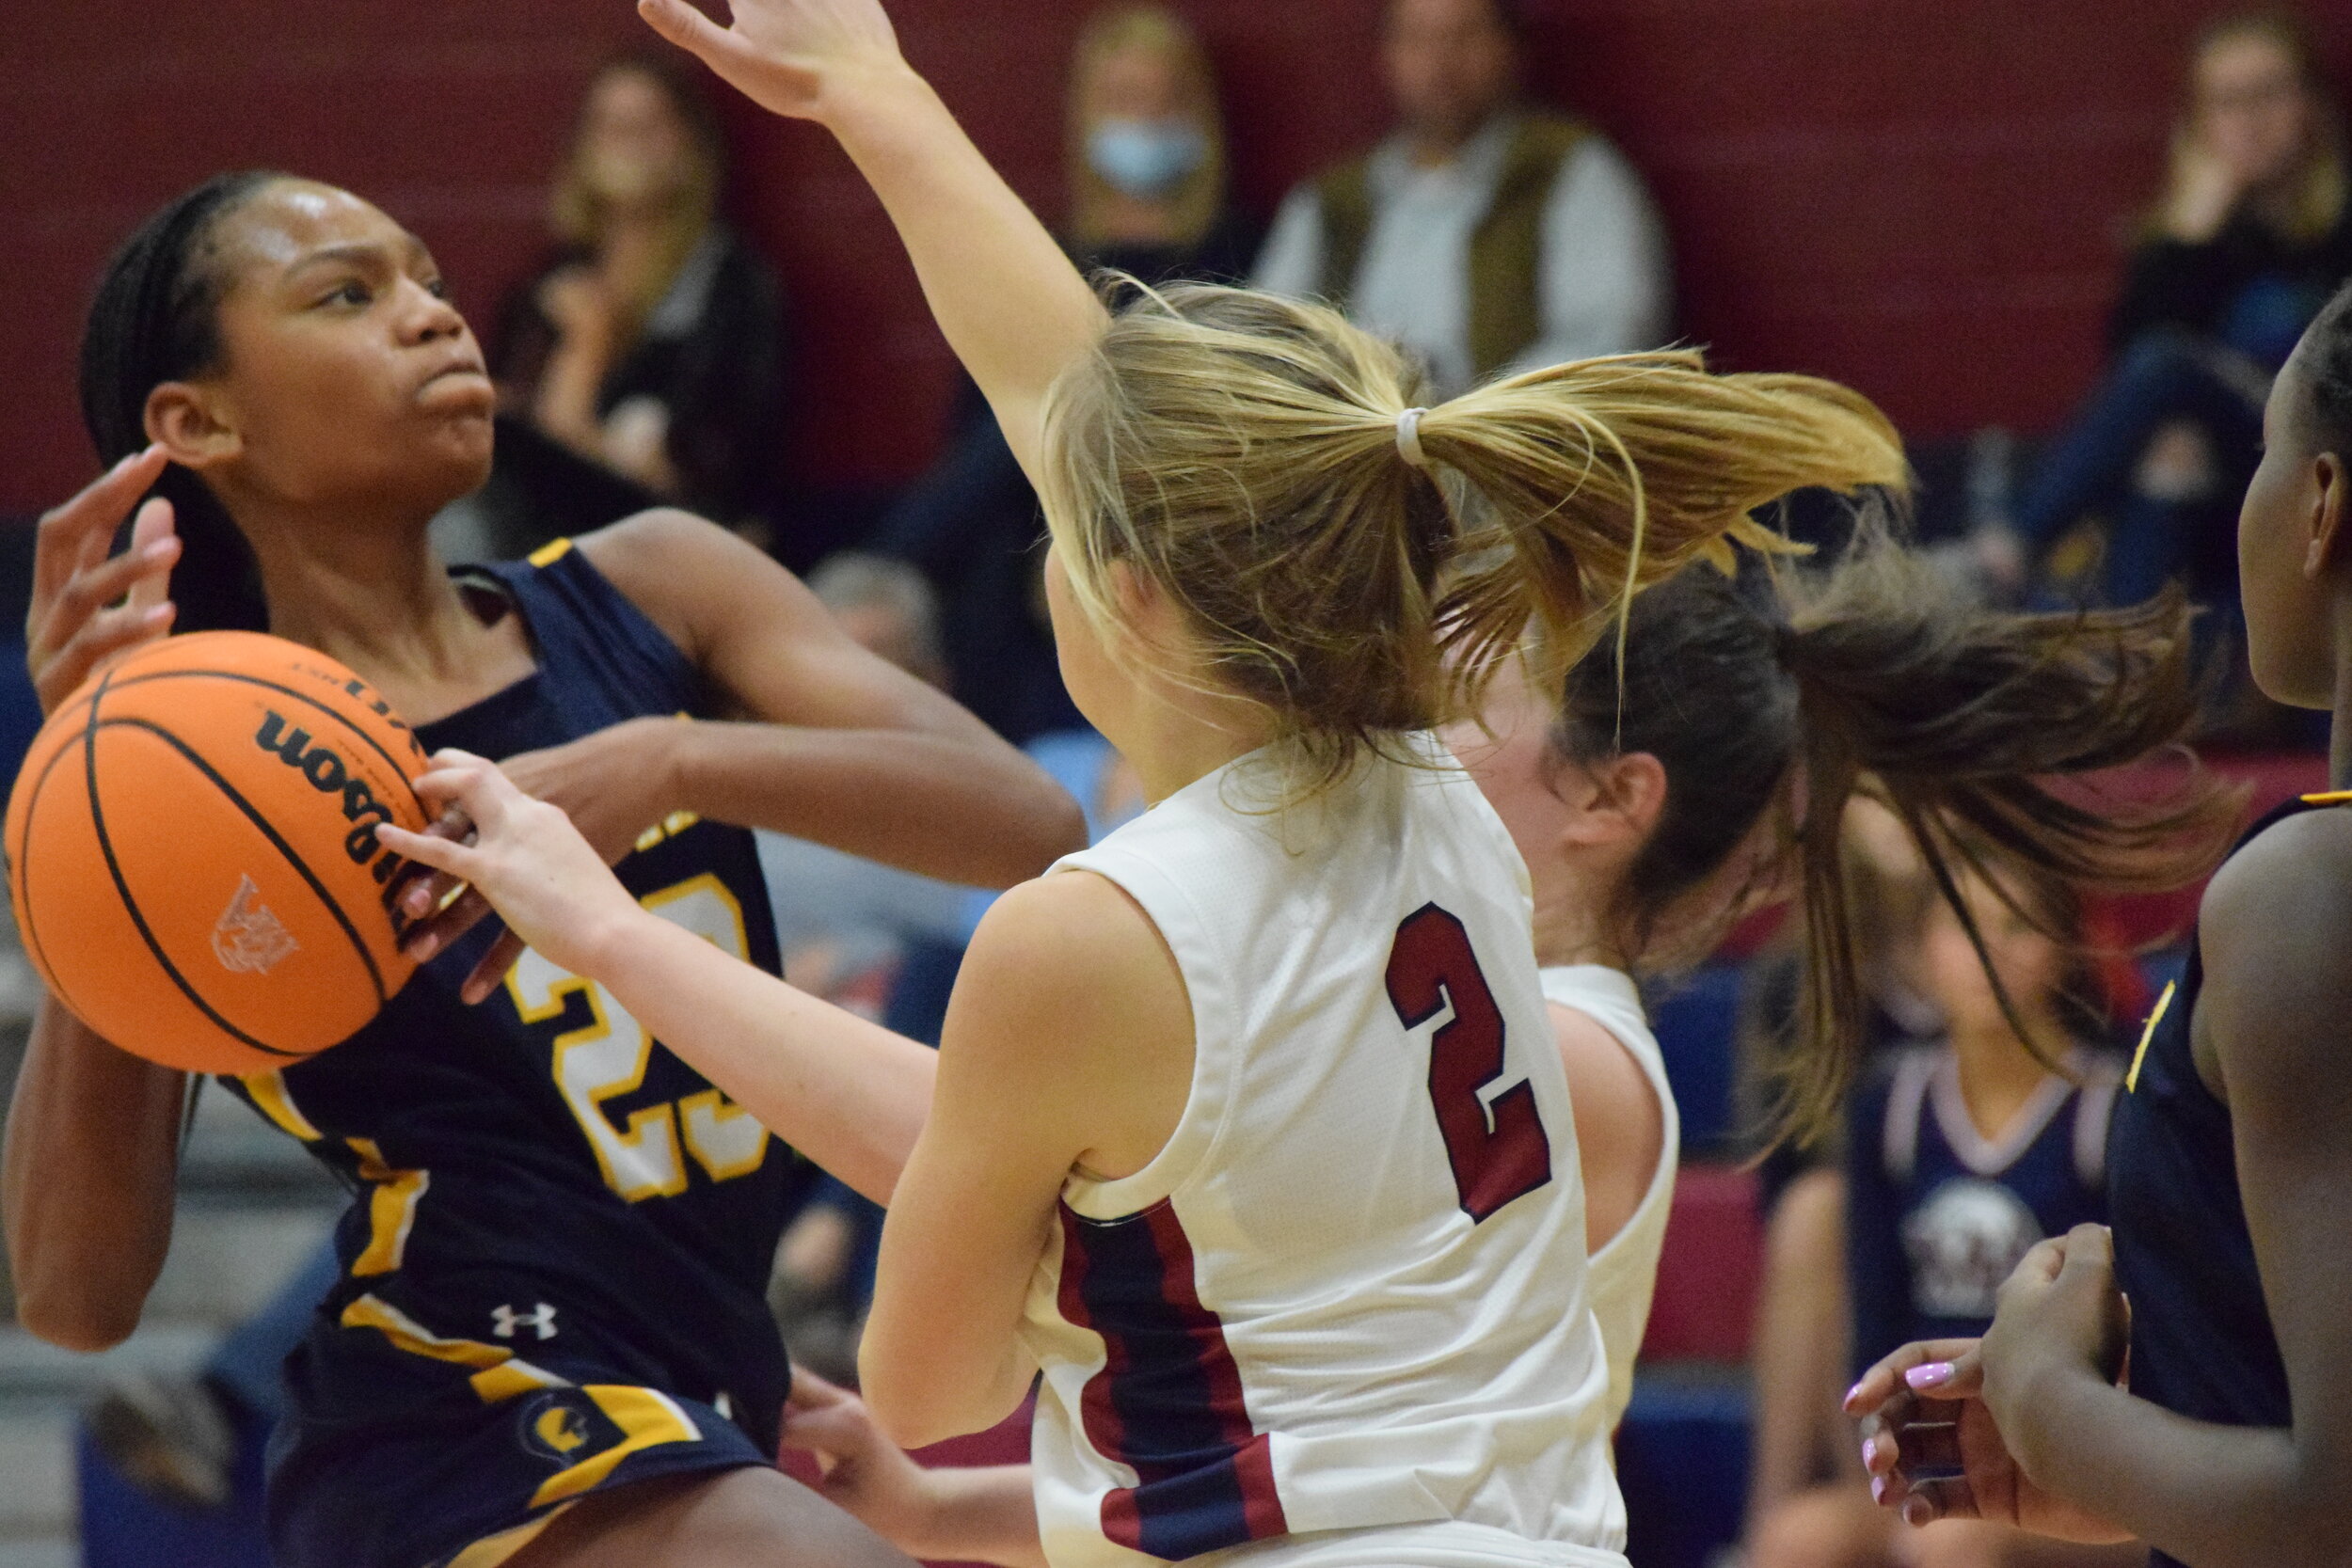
[346,1138,429,1277]
[240,1070,323,1142]
[443,1504,577,1568]
[341,1294,567,1403]
[2128,980,2177,1095]
[527,538,576,567]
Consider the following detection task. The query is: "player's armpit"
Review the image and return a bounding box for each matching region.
[861,870,1194,1450]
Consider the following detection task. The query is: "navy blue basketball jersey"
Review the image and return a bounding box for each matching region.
[1845,1043,2121,1371]
[2107,797,2323,1568]
[219,540,808,1568]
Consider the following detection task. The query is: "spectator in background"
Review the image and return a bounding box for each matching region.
[1746,858,2141,1568]
[1253,0,1671,399]
[493,52,787,532]
[868,4,1255,743]
[1991,12,2349,609]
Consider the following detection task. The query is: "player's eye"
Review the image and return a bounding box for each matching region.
[318,279,373,309]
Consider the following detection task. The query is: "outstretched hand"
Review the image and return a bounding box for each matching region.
[375,750,646,989]
[638,0,905,122]
[28,447,181,716]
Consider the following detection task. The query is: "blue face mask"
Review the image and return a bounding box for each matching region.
[1087,119,1210,200]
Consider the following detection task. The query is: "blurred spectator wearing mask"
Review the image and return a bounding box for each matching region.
[866,5,1256,744]
[1253,0,1671,399]
[493,53,787,535]
[1067,4,1259,285]
[1986,13,2349,610]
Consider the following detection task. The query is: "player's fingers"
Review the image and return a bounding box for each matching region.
[405,887,493,965]
[638,0,748,71]
[2058,1222,2114,1277]
[788,1368,856,1412]
[1900,1344,1984,1401]
[34,447,168,605]
[124,499,181,614]
[1899,1477,1983,1528]
[375,822,478,879]
[1995,1237,2071,1314]
[37,533,179,650]
[1846,1338,1981,1416]
[1884,1415,1963,1476]
[458,928,526,1005]
[38,601,179,711]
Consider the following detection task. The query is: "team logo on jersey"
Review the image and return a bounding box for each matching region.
[1902,1178,2042,1320]
[213,876,299,975]
[517,1390,612,1464]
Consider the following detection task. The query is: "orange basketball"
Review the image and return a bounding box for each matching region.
[6,631,433,1075]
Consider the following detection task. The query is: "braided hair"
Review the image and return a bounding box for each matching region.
[2303,277,2352,455]
[78,171,287,634]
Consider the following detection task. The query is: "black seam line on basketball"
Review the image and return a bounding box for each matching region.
[80,680,305,1060]
[12,705,102,1033]
[95,669,429,818]
[96,716,389,1006]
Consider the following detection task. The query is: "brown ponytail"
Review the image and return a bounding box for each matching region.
[1551,531,2244,1145]
[1039,281,1908,798]
[1770,544,2242,1139]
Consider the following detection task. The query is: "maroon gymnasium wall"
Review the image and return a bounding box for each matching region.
[4,1,2348,518]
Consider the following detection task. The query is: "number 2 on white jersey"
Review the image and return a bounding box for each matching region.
[1385,902,1553,1221]
[506,874,770,1201]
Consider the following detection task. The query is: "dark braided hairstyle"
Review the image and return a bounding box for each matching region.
[2302,278,2352,455]
[1550,525,2245,1145]
[78,171,288,634]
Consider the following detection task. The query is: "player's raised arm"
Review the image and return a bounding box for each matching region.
[639,0,1107,484]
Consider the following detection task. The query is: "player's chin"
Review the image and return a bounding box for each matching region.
[409,411,497,495]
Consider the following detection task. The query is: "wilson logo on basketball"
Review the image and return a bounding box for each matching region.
[213,876,300,975]
[255,712,403,879]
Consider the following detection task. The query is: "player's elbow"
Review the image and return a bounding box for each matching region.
[858,1341,1007,1452]
[16,1282,144,1353]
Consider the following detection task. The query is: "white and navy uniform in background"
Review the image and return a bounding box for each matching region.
[222,541,811,1568]
[1019,742,1628,1568]
[1539,965,1678,1431]
[1845,1043,2122,1371]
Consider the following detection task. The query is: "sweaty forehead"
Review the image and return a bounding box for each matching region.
[211,181,419,278]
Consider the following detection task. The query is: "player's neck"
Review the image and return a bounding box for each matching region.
[1948,1014,2065,1140]
[247,511,524,712]
[1529,857,1629,973]
[2329,598,2352,791]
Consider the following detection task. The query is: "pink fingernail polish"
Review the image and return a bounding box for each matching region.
[1861,1435,1879,1469]
[1871,1477,1887,1506]
[1906,1362,1955,1391]
[1845,1379,1867,1407]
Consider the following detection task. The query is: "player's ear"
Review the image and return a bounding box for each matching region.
[146,381,244,474]
[2307,451,2347,578]
[1555,752,1662,848]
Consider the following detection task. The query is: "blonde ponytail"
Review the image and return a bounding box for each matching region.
[1412,352,1909,699]
[1037,283,1907,798]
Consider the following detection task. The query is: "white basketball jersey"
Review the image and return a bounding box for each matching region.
[1020,742,1628,1568]
[1538,965,1679,1430]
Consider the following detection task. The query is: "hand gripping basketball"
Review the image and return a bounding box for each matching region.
[375,752,644,987]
